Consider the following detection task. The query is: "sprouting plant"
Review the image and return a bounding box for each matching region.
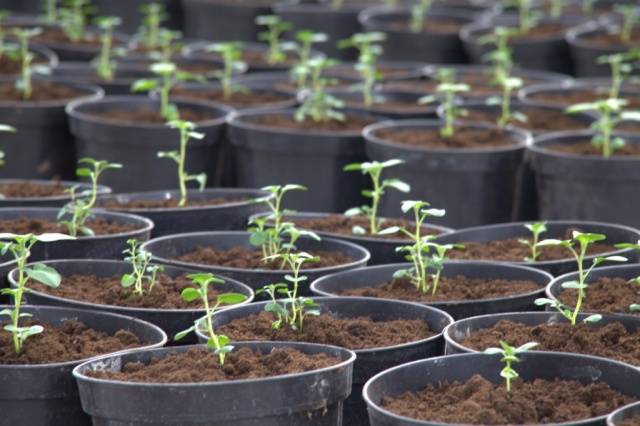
[615,5,639,43]
[59,0,88,42]
[154,29,183,62]
[295,57,345,123]
[343,159,410,235]
[138,2,167,51]
[0,233,74,354]
[518,222,547,262]
[631,304,640,312]
[337,32,386,107]
[12,27,44,101]
[0,124,16,168]
[549,0,568,19]
[291,30,327,90]
[534,231,627,325]
[411,0,433,33]
[58,158,122,237]
[94,16,122,82]
[257,252,320,332]
[599,50,640,100]
[581,0,595,14]
[419,68,470,138]
[505,0,539,35]
[175,273,247,364]
[256,15,292,65]
[157,120,206,207]
[331,0,343,10]
[206,42,247,100]
[120,239,164,296]
[484,341,538,392]
[44,0,58,23]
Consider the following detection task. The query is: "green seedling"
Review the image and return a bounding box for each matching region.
[44,0,58,23]
[411,0,433,33]
[206,42,247,100]
[256,15,293,65]
[12,27,45,101]
[598,50,640,100]
[157,120,206,207]
[419,68,470,137]
[154,29,183,63]
[138,2,167,51]
[120,239,164,296]
[535,231,627,325]
[94,16,122,82]
[331,0,343,10]
[581,0,595,14]
[58,158,122,237]
[59,0,89,42]
[343,159,410,235]
[519,222,547,262]
[631,304,640,312]
[175,273,247,364]
[549,0,568,19]
[484,341,538,392]
[505,0,540,35]
[337,32,386,107]
[295,57,345,123]
[290,30,328,90]
[0,233,74,354]
[615,5,639,43]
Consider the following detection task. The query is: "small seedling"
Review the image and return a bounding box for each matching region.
[12,27,44,101]
[157,120,206,207]
[484,341,538,392]
[337,32,386,107]
[411,0,433,33]
[295,57,345,123]
[58,158,122,237]
[59,0,89,42]
[331,0,343,10]
[44,0,58,23]
[534,231,627,325]
[94,16,122,82]
[581,0,595,14]
[175,273,247,364]
[256,15,292,65]
[120,239,164,296]
[0,233,74,354]
[206,42,247,100]
[519,222,547,262]
[505,0,540,35]
[598,51,640,100]
[419,68,469,138]
[549,0,568,19]
[631,304,640,312]
[615,5,639,43]
[343,159,410,235]
[138,2,167,51]
[291,30,328,90]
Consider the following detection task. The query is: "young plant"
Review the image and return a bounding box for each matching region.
[206,42,246,100]
[256,15,292,65]
[44,0,58,23]
[411,0,433,33]
[120,239,164,296]
[343,159,410,235]
[337,32,386,107]
[138,2,167,51]
[419,68,470,138]
[549,0,568,19]
[599,51,640,100]
[294,57,345,123]
[484,341,538,392]
[505,0,539,35]
[518,222,547,262]
[0,233,74,354]
[58,158,122,237]
[157,120,206,207]
[175,273,247,364]
[94,16,122,82]
[534,231,627,325]
[59,0,88,42]
[290,30,328,91]
[331,0,343,10]
[155,29,183,63]
[615,5,639,43]
[12,27,44,101]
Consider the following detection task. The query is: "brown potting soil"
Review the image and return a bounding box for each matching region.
[381,374,632,424]
[32,273,226,310]
[620,415,640,426]
[99,197,245,210]
[241,49,297,67]
[509,23,568,41]
[0,81,85,102]
[528,89,640,109]
[545,141,640,156]
[0,181,66,198]
[339,276,541,302]
[218,311,433,350]
[583,31,640,48]
[328,65,417,81]
[87,107,214,124]
[344,98,428,114]
[250,114,374,132]
[387,18,465,33]
[86,346,340,383]
[461,320,640,366]
[557,276,640,316]
[0,54,46,75]
[171,87,291,107]
[463,108,589,133]
[31,27,103,47]
[0,217,139,236]
[374,127,517,149]
[177,247,354,270]
[0,319,140,364]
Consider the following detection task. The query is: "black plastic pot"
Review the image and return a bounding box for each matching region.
[518,79,640,108]
[311,261,553,320]
[567,21,633,78]
[0,78,103,181]
[359,5,474,63]
[228,108,372,212]
[66,95,231,192]
[0,207,153,260]
[12,259,253,344]
[182,0,271,41]
[0,179,110,208]
[50,62,152,95]
[364,351,640,426]
[363,119,530,228]
[74,341,355,426]
[529,131,640,228]
[608,402,640,426]
[205,296,454,426]
[141,231,370,294]
[98,188,267,237]
[0,305,167,426]
[434,220,640,276]
[93,0,183,35]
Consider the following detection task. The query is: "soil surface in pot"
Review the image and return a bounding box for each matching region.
[328,65,418,81]
[250,114,374,132]
[387,18,465,33]
[582,30,640,48]
[29,27,108,48]
[464,108,588,133]
[86,346,340,383]
[527,89,640,108]
[381,374,632,424]
[557,276,640,316]
[374,127,517,149]
[0,54,48,75]
[0,181,67,198]
[0,319,140,364]
[473,23,568,42]
[99,196,245,210]
[171,87,290,108]
[204,49,297,68]
[344,98,429,114]
[339,276,540,302]
[177,247,354,269]
[544,141,640,156]
[461,320,640,366]
[0,217,139,236]
[620,415,640,426]
[218,311,433,350]
[32,273,225,309]
[0,81,85,102]
[86,107,214,124]
[386,73,545,96]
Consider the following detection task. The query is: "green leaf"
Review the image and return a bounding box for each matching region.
[584,314,602,324]
[180,287,201,302]
[484,347,503,355]
[25,264,61,288]
[34,233,76,242]
[217,293,248,305]
[515,342,538,352]
[174,325,195,341]
[120,274,136,287]
[561,281,586,290]
[384,179,411,193]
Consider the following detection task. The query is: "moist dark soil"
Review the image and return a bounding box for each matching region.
[274,78,350,93]
[557,276,640,316]
[474,23,567,43]
[87,346,340,383]
[463,108,589,133]
[290,215,443,240]
[620,415,640,426]
[461,320,640,366]
[385,73,544,96]
[99,197,245,209]
[344,98,428,114]
[31,27,104,48]
[583,31,640,48]
[0,319,140,364]
[0,81,85,102]
[339,276,541,302]
[0,181,66,198]
[328,65,418,81]
[32,273,227,310]
[177,247,354,270]
[381,374,632,424]
[250,114,374,132]
[528,89,640,108]
[546,141,640,156]
[387,18,465,33]
[0,217,139,236]
[374,127,517,149]
[87,107,214,124]
[171,87,291,108]
[218,311,433,350]
[204,49,296,68]
[0,54,47,75]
